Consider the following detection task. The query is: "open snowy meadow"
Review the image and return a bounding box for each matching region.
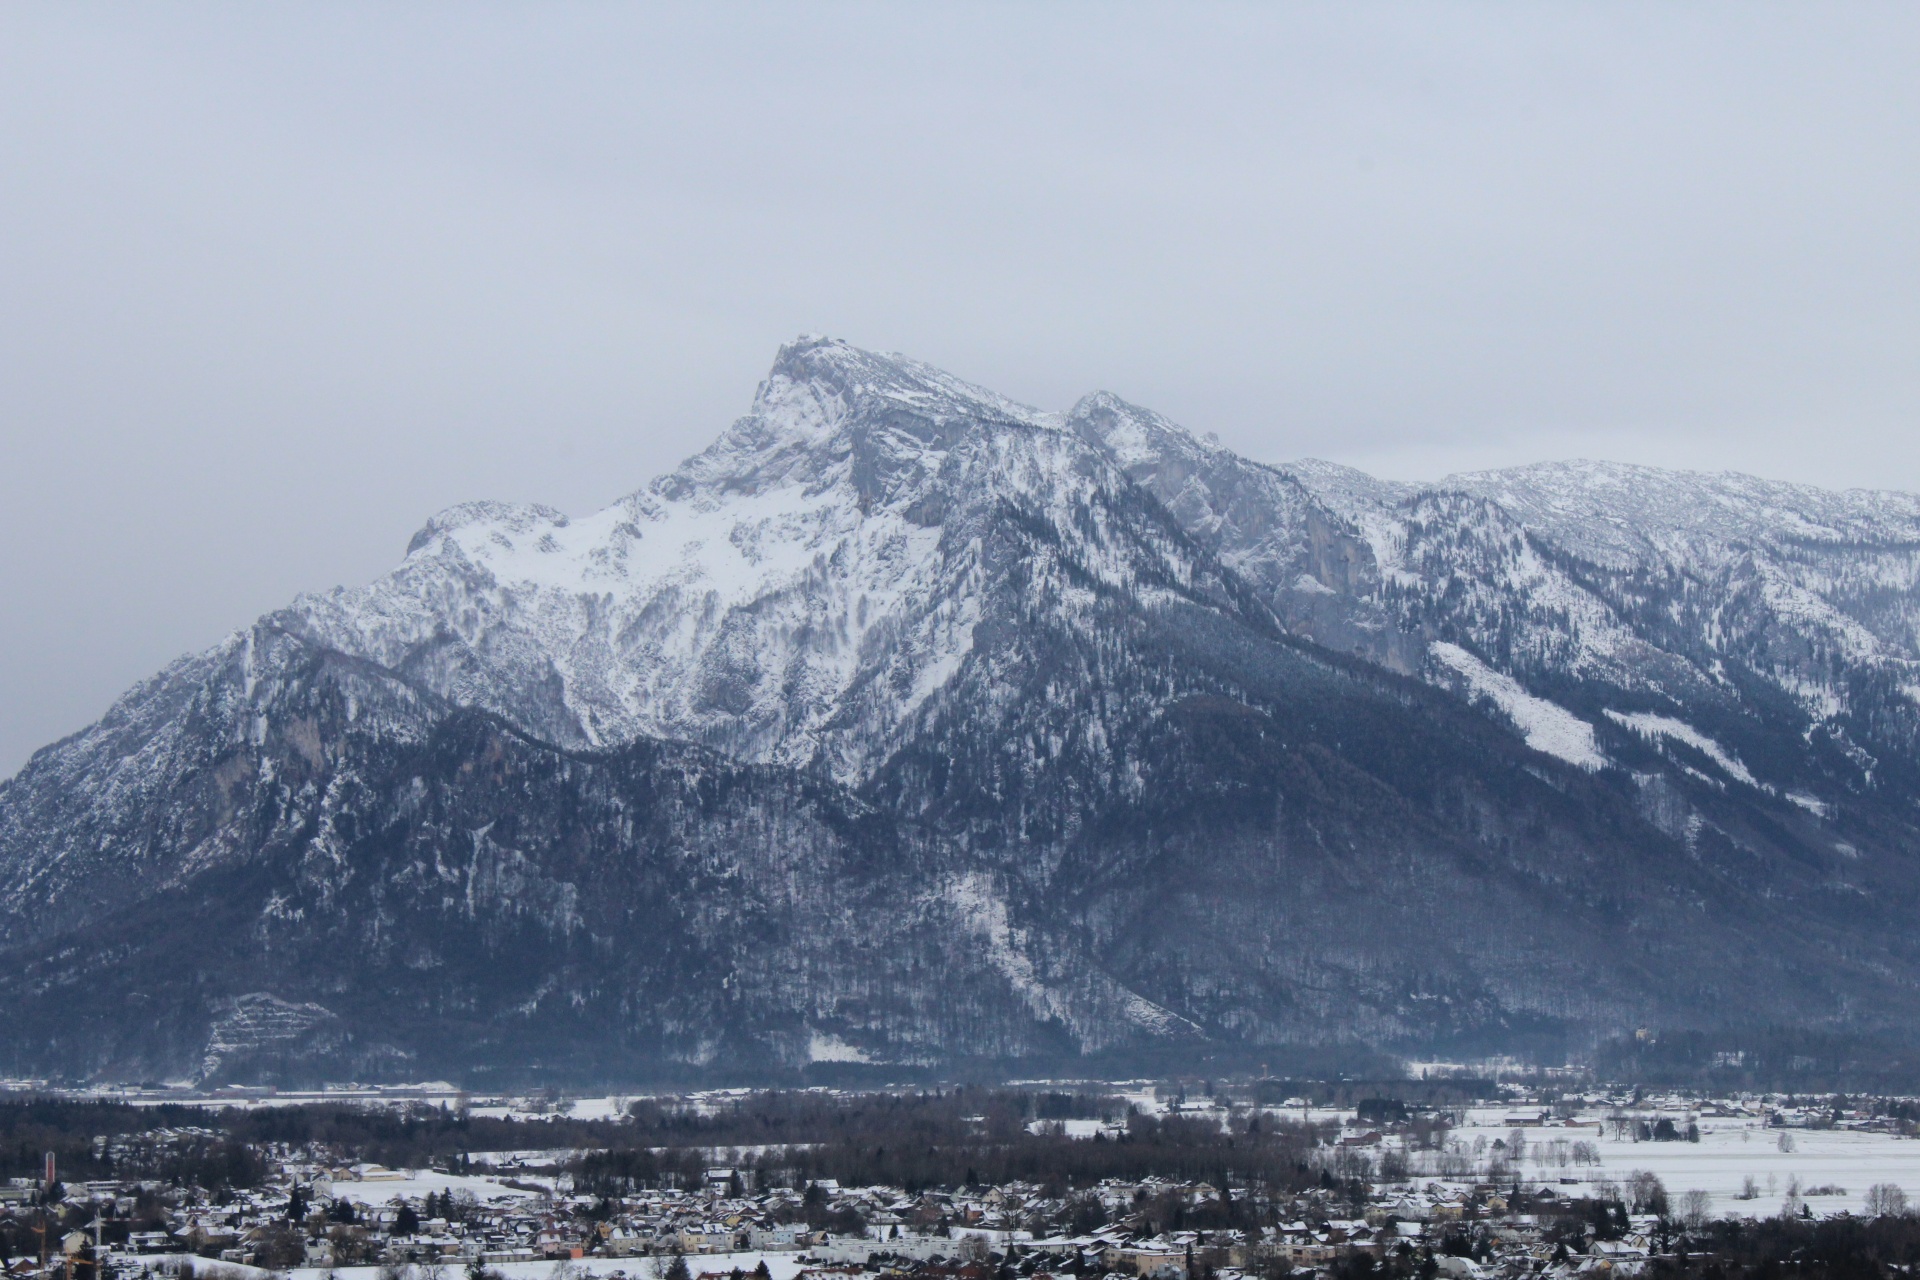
[1452,1110,1920,1221]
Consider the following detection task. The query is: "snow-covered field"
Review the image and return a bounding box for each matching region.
[1449,1112,1920,1220]
[466,1097,633,1123]
[1024,1118,1109,1138]
[324,1172,541,1206]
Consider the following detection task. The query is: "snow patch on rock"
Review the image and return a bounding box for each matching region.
[1604,710,1758,788]
[806,1031,871,1064]
[1786,791,1833,818]
[1430,643,1606,771]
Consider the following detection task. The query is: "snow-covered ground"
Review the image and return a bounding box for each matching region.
[465,1097,631,1122]
[1024,1118,1110,1138]
[61,1087,640,1122]
[288,1253,812,1280]
[1430,643,1606,771]
[325,1172,543,1206]
[1442,1113,1920,1220]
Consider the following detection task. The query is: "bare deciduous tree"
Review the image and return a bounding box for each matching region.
[1865,1184,1909,1218]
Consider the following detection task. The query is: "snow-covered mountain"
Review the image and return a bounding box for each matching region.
[1084,397,1920,804]
[6,336,1920,1084]
[279,338,1261,781]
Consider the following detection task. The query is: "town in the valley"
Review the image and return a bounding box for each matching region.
[9,1082,1920,1280]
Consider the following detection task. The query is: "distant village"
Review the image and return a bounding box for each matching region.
[6,1085,1920,1280]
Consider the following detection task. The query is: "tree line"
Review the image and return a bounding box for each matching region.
[576,1092,1339,1197]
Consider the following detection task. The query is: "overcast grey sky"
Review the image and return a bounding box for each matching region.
[2,4,1918,776]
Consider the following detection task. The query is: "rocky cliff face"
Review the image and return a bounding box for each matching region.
[6,336,1920,1084]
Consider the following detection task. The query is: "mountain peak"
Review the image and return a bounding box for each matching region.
[759,335,1048,427]
[1066,389,1218,474]
[660,337,1053,503]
